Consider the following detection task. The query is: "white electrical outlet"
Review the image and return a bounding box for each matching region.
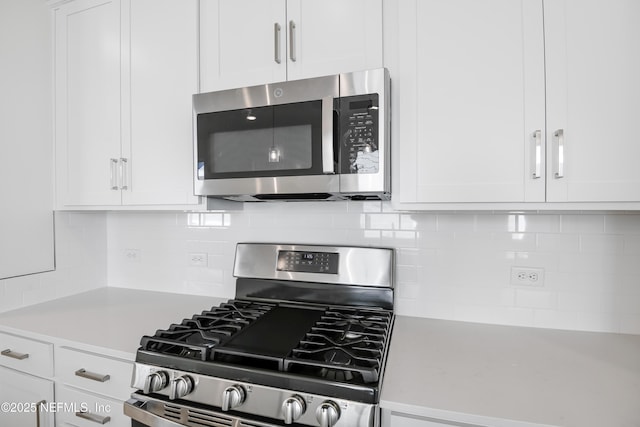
[189,253,208,267]
[124,248,141,263]
[510,267,544,287]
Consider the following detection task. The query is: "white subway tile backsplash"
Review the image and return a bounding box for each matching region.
[99,207,640,335]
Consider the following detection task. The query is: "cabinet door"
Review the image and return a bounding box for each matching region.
[122,0,200,206]
[200,0,286,92]
[0,367,54,427]
[0,0,54,278]
[54,0,122,207]
[545,0,640,202]
[286,0,383,81]
[391,0,545,204]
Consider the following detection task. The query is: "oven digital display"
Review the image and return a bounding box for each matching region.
[277,251,339,274]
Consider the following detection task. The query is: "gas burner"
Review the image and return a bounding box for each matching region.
[138,300,275,361]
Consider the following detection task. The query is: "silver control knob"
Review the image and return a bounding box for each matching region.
[221,385,246,411]
[143,371,169,394]
[169,375,194,400]
[316,401,340,427]
[282,395,306,424]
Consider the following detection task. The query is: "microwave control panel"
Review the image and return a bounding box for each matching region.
[337,94,380,174]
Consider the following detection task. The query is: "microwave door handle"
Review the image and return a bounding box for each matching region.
[321,97,335,173]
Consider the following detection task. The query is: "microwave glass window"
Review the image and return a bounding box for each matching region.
[210,125,312,173]
[197,100,324,179]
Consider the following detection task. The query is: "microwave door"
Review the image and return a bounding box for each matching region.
[195,100,339,198]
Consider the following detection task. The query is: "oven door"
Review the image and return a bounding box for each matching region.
[193,76,339,199]
[125,393,284,427]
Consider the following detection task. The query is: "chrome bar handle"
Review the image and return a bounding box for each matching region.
[554,129,565,178]
[274,23,282,64]
[532,130,542,179]
[35,400,46,427]
[289,20,296,62]
[120,157,129,190]
[110,158,119,190]
[1,348,29,360]
[76,411,111,425]
[321,97,335,174]
[75,368,111,383]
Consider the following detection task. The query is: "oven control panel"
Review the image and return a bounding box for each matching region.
[276,251,339,274]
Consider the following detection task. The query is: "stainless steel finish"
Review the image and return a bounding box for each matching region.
[274,23,282,64]
[193,74,340,198]
[316,401,340,427]
[1,348,29,360]
[554,129,565,178]
[110,158,118,190]
[322,96,335,174]
[76,411,111,424]
[75,368,110,383]
[289,20,297,62]
[144,371,169,394]
[338,68,391,198]
[532,129,542,179]
[221,385,246,411]
[169,375,194,400]
[233,243,394,289]
[193,69,390,201]
[35,400,46,427]
[126,393,300,427]
[131,364,378,427]
[119,157,128,190]
[282,395,306,424]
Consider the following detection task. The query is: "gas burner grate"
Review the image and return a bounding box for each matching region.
[284,307,392,384]
[139,300,275,361]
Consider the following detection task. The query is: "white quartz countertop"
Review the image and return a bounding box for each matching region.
[380,316,640,427]
[0,287,227,359]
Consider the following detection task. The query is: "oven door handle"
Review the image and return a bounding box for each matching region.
[124,397,185,427]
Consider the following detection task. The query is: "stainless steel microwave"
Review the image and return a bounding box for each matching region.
[193,68,390,201]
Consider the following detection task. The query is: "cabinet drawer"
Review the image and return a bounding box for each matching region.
[56,346,133,401]
[0,331,53,377]
[56,384,129,427]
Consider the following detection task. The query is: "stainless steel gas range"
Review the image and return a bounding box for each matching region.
[124,243,394,427]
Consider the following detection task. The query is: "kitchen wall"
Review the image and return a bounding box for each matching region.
[107,203,640,335]
[0,212,107,313]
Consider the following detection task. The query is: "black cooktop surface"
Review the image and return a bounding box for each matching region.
[137,298,393,403]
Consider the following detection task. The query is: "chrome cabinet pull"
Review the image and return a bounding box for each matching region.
[1,348,29,360]
[554,129,565,178]
[110,158,119,190]
[75,368,111,383]
[274,23,282,64]
[289,20,297,62]
[76,411,111,425]
[532,130,542,179]
[35,400,46,427]
[119,157,128,190]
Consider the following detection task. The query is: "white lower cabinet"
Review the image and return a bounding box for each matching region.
[54,346,134,427]
[56,384,129,427]
[0,367,54,427]
[0,333,55,427]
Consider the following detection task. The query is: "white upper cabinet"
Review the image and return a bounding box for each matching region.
[122,0,199,206]
[53,0,200,209]
[200,0,383,93]
[544,0,640,202]
[389,0,640,208]
[54,0,122,207]
[389,0,545,205]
